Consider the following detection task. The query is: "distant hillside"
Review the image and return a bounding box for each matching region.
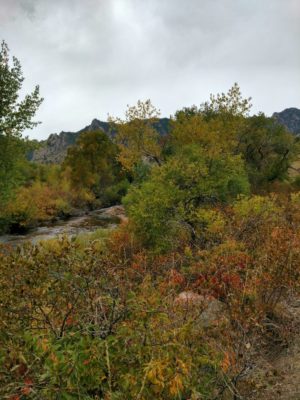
[273,108,300,135]
[30,118,170,164]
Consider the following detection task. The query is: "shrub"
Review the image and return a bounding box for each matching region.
[124,144,249,251]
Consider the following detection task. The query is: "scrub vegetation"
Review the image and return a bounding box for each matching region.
[1,41,300,399]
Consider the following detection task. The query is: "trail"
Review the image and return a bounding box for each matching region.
[250,298,300,400]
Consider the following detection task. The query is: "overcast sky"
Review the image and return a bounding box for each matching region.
[1,0,299,140]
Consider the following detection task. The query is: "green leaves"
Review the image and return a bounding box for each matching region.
[0,41,43,137]
[124,144,249,250]
[63,130,126,206]
[0,40,43,216]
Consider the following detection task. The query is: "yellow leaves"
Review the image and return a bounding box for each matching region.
[184,246,193,258]
[169,374,184,396]
[110,99,162,172]
[194,208,226,236]
[233,195,281,221]
[5,180,72,229]
[176,358,189,375]
[171,109,239,156]
[145,358,189,397]
[39,338,49,352]
[146,360,165,388]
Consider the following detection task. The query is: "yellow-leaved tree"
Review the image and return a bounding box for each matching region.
[109,99,164,172]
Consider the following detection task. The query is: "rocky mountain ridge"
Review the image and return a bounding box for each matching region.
[30,118,170,164]
[30,119,111,164]
[272,107,300,135]
[30,108,299,164]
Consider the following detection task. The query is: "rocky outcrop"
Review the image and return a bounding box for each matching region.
[30,119,111,164]
[30,118,171,164]
[31,131,79,164]
[273,108,300,135]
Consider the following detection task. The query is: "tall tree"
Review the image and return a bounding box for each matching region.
[171,84,297,188]
[236,113,298,186]
[201,82,252,119]
[110,99,163,173]
[171,84,252,154]
[63,130,124,204]
[0,40,43,202]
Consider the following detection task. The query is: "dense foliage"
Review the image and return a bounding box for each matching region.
[1,193,300,399]
[63,130,128,207]
[124,144,249,250]
[1,43,300,399]
[0,40,43,205]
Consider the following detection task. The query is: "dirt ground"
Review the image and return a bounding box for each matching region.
[248,297,300,400]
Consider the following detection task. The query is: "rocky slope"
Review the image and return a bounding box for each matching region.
[30,119,111,164]
[273,108,300,135]
[30,118,170,164]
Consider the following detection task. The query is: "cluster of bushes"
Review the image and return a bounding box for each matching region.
[1,192,300,399]
[0,131,129,233]
[1,39,300,398]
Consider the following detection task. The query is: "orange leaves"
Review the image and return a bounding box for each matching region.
[50,352,59,365]
[169,374,184,396]
[190,253,250,301]
[221,352,231,373]
[146,360,166,388]
[20,377,33,396]
[21,386,31,396]
[65,316,74,326]
[39,338,49,352]
[168,269,185,287]
[220,351,237,373]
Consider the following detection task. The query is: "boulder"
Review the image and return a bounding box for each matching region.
[174,291,227,328]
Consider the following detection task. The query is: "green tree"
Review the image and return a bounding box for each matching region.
[124,144,249,250]
[201,82,252,119]
[172,85,298,188]
[171,84,252,158]
[0,40,43,202]
[236,113,298,186]
[63,130,126,205]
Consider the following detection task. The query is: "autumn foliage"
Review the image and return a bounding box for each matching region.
[1,85,300,399]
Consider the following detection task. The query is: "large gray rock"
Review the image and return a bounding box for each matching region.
[174,291,227,328]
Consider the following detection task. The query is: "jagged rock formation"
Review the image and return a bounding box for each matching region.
[30,118,170,164]
[30,119,111,164]
[273,108,300,135]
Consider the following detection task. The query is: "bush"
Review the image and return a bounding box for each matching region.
[124,144,249,250]
[3,182,73,231]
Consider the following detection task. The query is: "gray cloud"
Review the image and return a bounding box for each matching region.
[0,0,299,139]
